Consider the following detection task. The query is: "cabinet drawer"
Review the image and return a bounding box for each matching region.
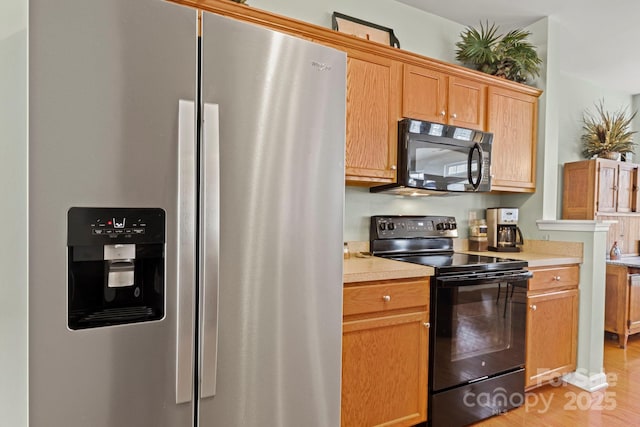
[343,278,429,316]
[529,265,579,292]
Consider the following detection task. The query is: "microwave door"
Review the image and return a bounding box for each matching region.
[412,141,475,191]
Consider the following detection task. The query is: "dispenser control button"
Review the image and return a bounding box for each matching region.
[133,228,145,234]
[92,229,103,235]
[105,229,114,234]
[114,229,124,234]
[379,223,386,231]
[388,223,395,231]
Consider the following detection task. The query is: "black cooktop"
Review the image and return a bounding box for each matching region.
[386,252,528,275]
[370,215,528,275]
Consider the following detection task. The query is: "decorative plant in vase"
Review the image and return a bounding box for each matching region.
[581,100,637,160]
[455,22,542,84]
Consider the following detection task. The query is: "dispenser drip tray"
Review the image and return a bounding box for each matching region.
[72,306,159,328]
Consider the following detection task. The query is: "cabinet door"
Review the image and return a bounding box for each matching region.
[345,51,402,184]
[628,275,640,331]
[562,160,597,219]
[487,86,537,192]
[402,64,447,123]
[525,289,578,389]
[448,76,486,130]
[342,311,429,427]
[605,264,628,335]
[597,160,618,212]
[616,163,635,212]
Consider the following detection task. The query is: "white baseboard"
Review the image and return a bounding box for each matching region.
[562,371,608,392]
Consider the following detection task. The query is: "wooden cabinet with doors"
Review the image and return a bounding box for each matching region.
[402,64,486,130]
[562,158,640,219]
[525,264,579,390]
[342,277,429,427]
[344,49,402,185]
[605,264,640,348]
[486,86,539,192]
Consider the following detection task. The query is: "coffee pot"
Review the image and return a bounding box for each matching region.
[487,208,524,252]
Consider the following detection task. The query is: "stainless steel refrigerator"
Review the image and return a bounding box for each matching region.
[29,1,346,426]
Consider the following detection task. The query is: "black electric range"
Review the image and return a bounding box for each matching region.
[370,215,531,427]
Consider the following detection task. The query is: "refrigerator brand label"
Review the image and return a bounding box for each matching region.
[311,61,332,71]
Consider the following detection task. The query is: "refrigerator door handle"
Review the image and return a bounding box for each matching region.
[176,100,197,404]
[199,103,220,399]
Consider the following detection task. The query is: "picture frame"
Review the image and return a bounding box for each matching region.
[331,12,400,48]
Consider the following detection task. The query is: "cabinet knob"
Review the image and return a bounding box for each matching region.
[390,165,397,170]
[423,322,430,328]
[554,276,561,281]
[382,295,391,302]
[530,304,537,311]
[451,113,458,119]
[440,110,446,117]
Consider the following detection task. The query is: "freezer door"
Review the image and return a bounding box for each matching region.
[29,0,197,426]
[199,13,346,427]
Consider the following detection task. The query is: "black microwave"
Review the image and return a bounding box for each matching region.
[371,118,492,195]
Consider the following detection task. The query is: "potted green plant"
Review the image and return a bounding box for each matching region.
[581,100,637,160]
[455,22,542,84]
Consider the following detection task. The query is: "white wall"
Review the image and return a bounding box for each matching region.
[0,0,28,426]
[249,0,463,63]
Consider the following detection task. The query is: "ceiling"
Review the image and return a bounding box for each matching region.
[397,0,640,95]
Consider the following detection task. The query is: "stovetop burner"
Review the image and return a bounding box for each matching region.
[370,215,527,275]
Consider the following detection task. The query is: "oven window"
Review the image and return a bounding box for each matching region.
[432,279,526,392]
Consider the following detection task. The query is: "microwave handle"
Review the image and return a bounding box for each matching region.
[467,142,483,191]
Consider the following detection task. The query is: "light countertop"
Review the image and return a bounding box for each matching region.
[343,239,583,283]
[343,255,433,283]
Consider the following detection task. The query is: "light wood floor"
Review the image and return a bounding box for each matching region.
[472,334,640,426]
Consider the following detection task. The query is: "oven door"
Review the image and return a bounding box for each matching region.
[431,270,531,392]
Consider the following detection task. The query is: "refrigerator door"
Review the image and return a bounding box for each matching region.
[30,0,197,426]
[199,13,346,427]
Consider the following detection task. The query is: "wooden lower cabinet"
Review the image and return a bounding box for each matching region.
[525,265,579,389]
[605,264,640,348]
[342,277,429,427]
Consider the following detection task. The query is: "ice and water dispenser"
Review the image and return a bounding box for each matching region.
[67,207,165,329]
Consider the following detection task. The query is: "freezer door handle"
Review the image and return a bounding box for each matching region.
[176,100,197,404]
[199,103,220,399]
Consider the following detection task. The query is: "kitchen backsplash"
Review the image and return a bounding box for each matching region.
[344,186,506,241]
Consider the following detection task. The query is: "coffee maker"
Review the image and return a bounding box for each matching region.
[487,207,524,252]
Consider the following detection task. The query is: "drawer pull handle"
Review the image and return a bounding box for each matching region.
[423,322,430,328]
[382,295,391,302]
[530,304,537,311]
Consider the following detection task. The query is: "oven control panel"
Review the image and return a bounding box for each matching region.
[370,215,458,239]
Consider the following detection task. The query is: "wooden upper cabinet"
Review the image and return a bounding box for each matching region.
[402,65,447,123]
[345,50,402,185]
[448,76,487,130]
[402,65,486,130]
[487,86,538,192]
[562,158,640,219]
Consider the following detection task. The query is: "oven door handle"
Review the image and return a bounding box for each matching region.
[437,270,533,286]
